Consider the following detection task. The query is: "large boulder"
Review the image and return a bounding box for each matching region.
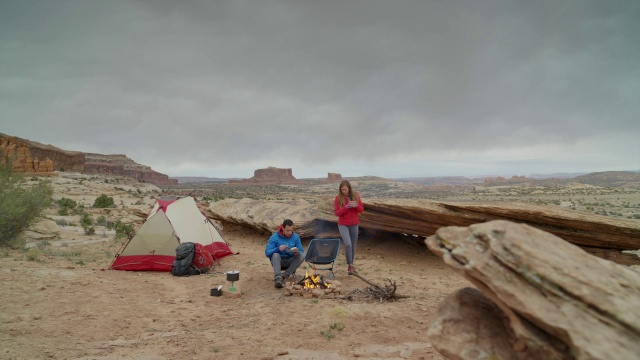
[426,220,640,359]
[23,219,61,241]
[206,198,325,237]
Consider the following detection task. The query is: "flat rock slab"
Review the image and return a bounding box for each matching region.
[426,220,640,359]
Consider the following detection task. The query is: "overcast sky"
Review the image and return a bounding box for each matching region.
[1,0,639,179]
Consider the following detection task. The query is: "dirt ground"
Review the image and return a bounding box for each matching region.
[0,221,470,360]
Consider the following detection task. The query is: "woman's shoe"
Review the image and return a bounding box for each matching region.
[348,265,357,275]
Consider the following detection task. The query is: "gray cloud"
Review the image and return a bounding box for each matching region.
[1,0,639,178]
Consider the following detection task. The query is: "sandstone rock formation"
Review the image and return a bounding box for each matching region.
[84,153,177,185]
[206,198,324,237]
[1,134,84,173]
[229,167,301,185]
[0,133,176,186]
[22,219,61,241]
[327,172,342,181]
[329,199,640,251]
[207,198,640,264]
[426,220,640,360]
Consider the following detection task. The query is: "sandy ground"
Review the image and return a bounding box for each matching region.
[0,222,470,360]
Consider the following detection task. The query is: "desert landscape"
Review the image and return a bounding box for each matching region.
[3,2,640,358]
[1,169,640,359]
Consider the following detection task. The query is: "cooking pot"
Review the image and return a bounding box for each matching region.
[226,271,240,282]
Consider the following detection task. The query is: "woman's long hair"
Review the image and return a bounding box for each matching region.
[338,180,359,207]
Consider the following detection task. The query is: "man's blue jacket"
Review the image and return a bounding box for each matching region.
[265,225,304,259]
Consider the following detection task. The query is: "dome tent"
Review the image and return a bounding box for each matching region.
[109,196,233,271]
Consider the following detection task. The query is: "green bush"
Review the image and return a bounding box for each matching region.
[26,248,41,261]
[84,226,95,235]
[80,214,97,235]
[0,163,53,247]
[114,220,134,239]
[96,215,107,226]
[57,197,77,211]
[73,204,86,215]
[93,194,114,208]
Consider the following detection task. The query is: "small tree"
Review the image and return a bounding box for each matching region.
[57,197,77,215]
[93,194,114,208]
[96,215,107,226]
[80,214,95,235]
[0,162,53,247]
[114,220,134,239]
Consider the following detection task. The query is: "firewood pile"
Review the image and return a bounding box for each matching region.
[349,273,409,302]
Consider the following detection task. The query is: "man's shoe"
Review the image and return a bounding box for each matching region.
[274,275,284,288]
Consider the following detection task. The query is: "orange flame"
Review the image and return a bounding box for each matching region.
[301,269,331,289]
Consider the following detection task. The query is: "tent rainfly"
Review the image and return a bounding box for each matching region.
[109,196,233,271]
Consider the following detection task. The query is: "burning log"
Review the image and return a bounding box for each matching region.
[284,269,343,298]
[350,273,409,302]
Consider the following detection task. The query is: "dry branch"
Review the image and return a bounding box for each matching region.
[351,273,409,301]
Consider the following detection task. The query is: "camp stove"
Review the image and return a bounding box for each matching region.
[226,271,240,291]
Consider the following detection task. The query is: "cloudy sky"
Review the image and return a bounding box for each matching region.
[1,1,639,179]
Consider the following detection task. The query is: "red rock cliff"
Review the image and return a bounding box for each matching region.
[84,153,177,185]
[0,133,176,185]
[0,134,84,173]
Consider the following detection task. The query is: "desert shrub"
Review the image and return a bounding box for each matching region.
[55,218,69,226]
[26,248,41,261]
[96,215,107,226]
[80,214,95,235]
[105,220,115,230]
[0,163,53,247]
[114,220,134,239]
[84,226,95,235]
[56,197,78,216]
[73,204,86,215]
[93,194,114,208]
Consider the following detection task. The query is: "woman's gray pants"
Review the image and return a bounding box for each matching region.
[338,224,359,265]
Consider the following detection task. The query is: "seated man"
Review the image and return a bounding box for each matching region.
[265,219,305,288]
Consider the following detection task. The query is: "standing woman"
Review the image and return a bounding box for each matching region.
[334,180,364,275]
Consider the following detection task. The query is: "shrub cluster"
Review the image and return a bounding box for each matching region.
[0,164,53,247]
[93,194,115,208]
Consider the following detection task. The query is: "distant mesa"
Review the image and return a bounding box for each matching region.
[0,132,177,186]
[229,167,343,185]
[485,175,528,184]
[229,167,301,185]
[327,172,342,182]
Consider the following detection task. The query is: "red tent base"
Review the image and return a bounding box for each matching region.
[110,255,174,271]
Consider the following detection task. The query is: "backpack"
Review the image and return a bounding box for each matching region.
[192,243,214,273]
[171,242,201,276]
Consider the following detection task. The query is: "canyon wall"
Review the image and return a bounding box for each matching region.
[0,133,176,185]
[0,134,84,173]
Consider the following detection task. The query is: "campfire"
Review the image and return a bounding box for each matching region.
[284,268,343,298]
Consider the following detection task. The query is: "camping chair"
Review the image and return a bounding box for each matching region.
[304,238,340,279]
